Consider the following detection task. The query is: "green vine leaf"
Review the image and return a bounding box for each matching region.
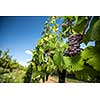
[90,20,100,41]
[81,46,100,71]
[63,54,84,71]
[73,16,87,33]
[74,65,100,82]
[53,50,64,66]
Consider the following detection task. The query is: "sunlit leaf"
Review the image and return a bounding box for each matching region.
[81,46,100,71]
[90,20,100,41]
[63,54,84,71]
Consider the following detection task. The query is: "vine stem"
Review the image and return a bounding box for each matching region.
[82,16,92,35]
[68,19,73,34]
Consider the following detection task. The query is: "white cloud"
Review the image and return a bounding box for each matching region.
[18,61,28,67]
[18,58,32,67]
[26,58,32,62]
[25,50,32,55]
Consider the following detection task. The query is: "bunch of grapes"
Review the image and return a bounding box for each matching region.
[64,33,83,56]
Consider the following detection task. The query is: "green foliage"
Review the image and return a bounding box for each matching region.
[1,16,100,83]
[53,50,65,72]
[73,16,88,33]
[23,64,33,83]
[30,16,100,83]
[81,46,100,71]
[90,20,100,41]
[0,70,25,83]
[0,49,25,83]
[63,54,84,72]
[82,17,99,44]
[74,65,100,82]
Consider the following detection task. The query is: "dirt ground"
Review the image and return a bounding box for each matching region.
[45,76,58,83]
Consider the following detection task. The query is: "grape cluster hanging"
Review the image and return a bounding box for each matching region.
[64,33,83,56]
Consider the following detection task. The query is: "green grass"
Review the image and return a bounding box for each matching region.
[65,78,84,83]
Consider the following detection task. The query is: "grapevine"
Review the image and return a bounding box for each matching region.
[1,16,100,83]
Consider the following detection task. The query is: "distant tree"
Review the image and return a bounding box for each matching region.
[0,49,26,83]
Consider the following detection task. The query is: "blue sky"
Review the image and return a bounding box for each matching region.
[0,16,48,66]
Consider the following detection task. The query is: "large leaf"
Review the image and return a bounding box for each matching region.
[74,65,100,82]
[63,54,84,71]
[63,56,72,66]
[81,46,100,71]
[53,51,63,65]
[90,20,100,41]
[53,50,65,71]
[71,54,84,71]
[81,46,94,60]
[87,55,100,71]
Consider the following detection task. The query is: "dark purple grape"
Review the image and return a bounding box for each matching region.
[71,48,75,51]
[74,41,78,44]
[70,39,75,42]
[73,50,77,54]
[73,46,77,49]
[68,46,72,48]
[69,52,72,55]
[64,33,82,57]
[69,42,75,46]
[68,34,74,38]
[68,35,76,40]
[74,44,80,47]
[71,37,76,39]
[76,49,80,52]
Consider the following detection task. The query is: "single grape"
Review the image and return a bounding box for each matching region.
[74,41,78,44]
[71,48,75,51]
[76,49,80,52]
[73,46,77,49]
[69,42,75,46]
[73,50,77,54]
[68,34,75,39]
[74,44,80,47]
